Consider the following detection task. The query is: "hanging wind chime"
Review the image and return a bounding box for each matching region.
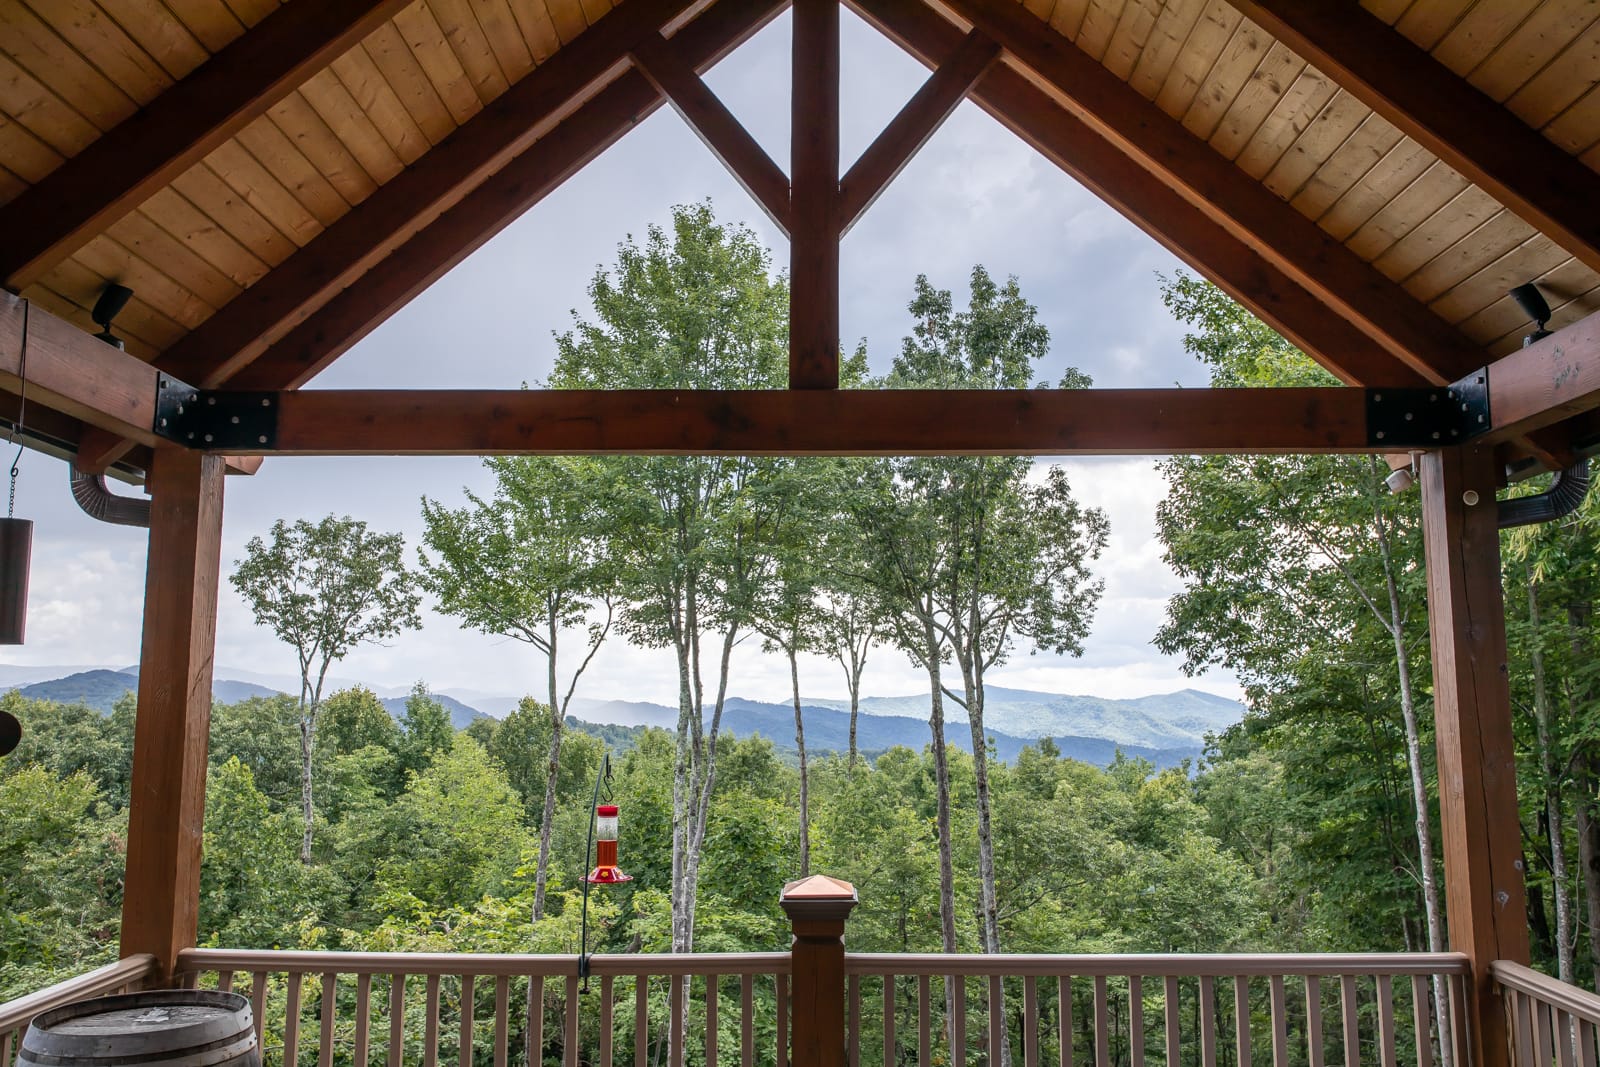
[1,298,32,646]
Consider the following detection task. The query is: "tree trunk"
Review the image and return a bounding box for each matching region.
[924,617,959,1052]
[533,622,562,923]
[1526,569,1575,982]
[299,715,314,864]
[791,642,810,876]
[847,663,860,768]
[1574,750,1600,992]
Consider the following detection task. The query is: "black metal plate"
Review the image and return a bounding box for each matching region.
[1365,373,1490,448]
[153,375,278,450]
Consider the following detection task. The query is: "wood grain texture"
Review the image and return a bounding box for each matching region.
[118,447,226,980]
[789,0,840,390]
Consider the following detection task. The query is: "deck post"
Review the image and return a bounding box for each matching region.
[1420,444,1530,1067]
[781,874,858,1067]
[119,449,226,982]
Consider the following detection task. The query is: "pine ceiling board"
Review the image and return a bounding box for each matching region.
[1467,0,1600,102]
[158,0,245,54]
[297,67,406,187]
[1288,112,1403,220]
[1373,185,1504,279]
[23,0,175,105]
[72,232,221,329]
[0,53,102,156]
[1505,15,1600,128]
[169,162,300,266]
[1400,207,1531,301]
[1458,255,1592,342]
[1152,0,1241,114]
[1101,0,1164,80]
[1048,0,1092,42]
[1259,89,1370,201]
[266,92,381,206]
[0,166,24,203]
[1430,0,1543,76]
[94,0,210,80]
[1428,233,1568,323]
[1072,0,1129,60]
[234,112,351,225]
[329,47,433,165]
[1344,159,1471,262]
[1233,65,1337,179]
[1021,0,1055,22]
[1541,81,1600,156]
[1360,0,1413,24]
[220,0,282,31]
[139,185,273,288]
[425,0,510,104]
[0,0,137,131]
[1395,0,1481,51]
[40,258,189,351]
[204,138,326,246]
[469,0,537,82]
[393,1,481,125]
[0,110,63,183]
[543,0,590,48]
[360,24,458,145]
[26,280,166,359]
[104,209,244,310]
[1125,0,1207,100]
[578,0,614,28]
[1318,136,1433,241]
[1206,41,1302,161]
[1178,16,1267,140]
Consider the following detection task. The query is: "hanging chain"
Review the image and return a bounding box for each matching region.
[7,299,27,519]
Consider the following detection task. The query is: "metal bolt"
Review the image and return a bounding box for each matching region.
[1432,432,1440,440]
[1373,393,1383,402]
[1404,412,1414,421]
[230,415,240,424]
[204,433,213,443]
[258,435,268,445]
[1463,490,1480,506]
[1376,430,1386,440]
[262,398,272,407]
[1478,414,1485,423]
[176,404,184,414]
[159,418,167,428]
[207,396,216,406]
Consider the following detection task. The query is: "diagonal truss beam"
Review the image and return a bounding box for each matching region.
[850,0,1428,390]
[633,33,793,234]
[934,0,1491,387]
[1231,0,1600,276]
[0,0,414,291]
[837,29,999,236]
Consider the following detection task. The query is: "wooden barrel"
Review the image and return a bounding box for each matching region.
[19,990,260,1067]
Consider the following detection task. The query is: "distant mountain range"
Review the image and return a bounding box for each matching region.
[2,664,1243,768]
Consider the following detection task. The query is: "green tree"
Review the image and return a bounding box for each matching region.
[209,694,301,809]
[199,758,309,947]
[319,686,399,758]
[397,682,454,780]
[230,515,421,862]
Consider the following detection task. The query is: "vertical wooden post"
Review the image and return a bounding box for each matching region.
[789,0,840,390]
[1420,445,1530,1067]
[120,449,226,980]
[781,874,858,1067]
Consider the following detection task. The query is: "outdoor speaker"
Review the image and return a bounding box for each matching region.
[0,516,33,644]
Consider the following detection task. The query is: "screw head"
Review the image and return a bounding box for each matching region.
[1463,490,1481,506]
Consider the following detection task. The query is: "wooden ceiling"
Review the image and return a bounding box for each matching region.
[1,0,1599,403]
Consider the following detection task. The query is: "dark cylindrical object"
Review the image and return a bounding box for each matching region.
[19,990,260,1067]
[0,516,32,644]
[71,468,151,527]
[1499,460,1591,529]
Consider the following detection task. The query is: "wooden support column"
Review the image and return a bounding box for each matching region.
[1420,445,1530,1067]
[789,0,840,390]
[781,875,857,1067]
[120,449,226,980]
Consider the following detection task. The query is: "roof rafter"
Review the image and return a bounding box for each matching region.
[1230,0,1600,276]
[0,0,415,291]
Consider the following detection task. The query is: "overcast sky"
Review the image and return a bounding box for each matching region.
[0,11,1241,707]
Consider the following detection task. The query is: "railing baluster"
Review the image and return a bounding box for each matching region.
[1536,998,1556,1067]
[1306,975,1324,1067]
[1577,1017,1596,1067]
[389,974,406,1067]
[1164,976,1180,1067]
[1234,977,1251,1067]
[600,975,615,1067]
[1025,976,1039,1067]
[850,974,860,1067]
[885,975,898,1067]
[460,974,474,1067]
[1094,976,1110,1067]
[706,976,719,1067]
[285,971,303,1067]
[1340,974,1360,1067]
[1270,974,1288,1067]
[953,975,967,1067]
[319,973,336,1067]
[1409,975,1433,1067]
[493,975,509,1067]
[1199,976,1217,1067]
[219,970,234,994]
[1376,976,1396,1067]
[670,975,685,1067]
[1557,1010,1577,1067]
[528,976,545,1067]
[3,1028,14,1067]
[1514,992,1536,1067]
[251,971,268,1052]
[742,974,755,1067]
[636,976,649,1067]
[1059,976,1074,1067]
[356,973,372,1067]
[424,974,440,1067]
[565,976,580,1067]
[991,975,1005,1067]
[777,973,789,1067]
[1130,976,1145,1067]
[920,974,932,1067]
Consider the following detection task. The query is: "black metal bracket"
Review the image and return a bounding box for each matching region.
[152,375,278,450]
[1365,369,1490,448]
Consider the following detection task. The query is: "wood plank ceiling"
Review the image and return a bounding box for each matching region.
[2,0,1599,380]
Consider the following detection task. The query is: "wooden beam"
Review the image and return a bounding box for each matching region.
[789,0,842,390]
[633,33,792,234]
[0,0,412,291]
[838,29,998,236]
[237,386,1375,455]
[1478,310,1600,443]
[1420,444,1529,1067]
[223,0,785,392]
[849,0,1428,389]
[1231,0,1600,276]
[120,448,226,979]
[931,0,1489,386]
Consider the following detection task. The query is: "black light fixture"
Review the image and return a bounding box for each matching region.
[90,283,134,349]
[1511,282,1553,347]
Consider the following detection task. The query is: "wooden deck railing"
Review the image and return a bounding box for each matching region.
[1492,960,1600,1067]
[0,953,157,1065]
